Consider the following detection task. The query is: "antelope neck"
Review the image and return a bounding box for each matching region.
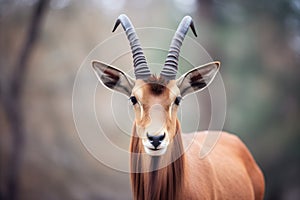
[130,121,185,200]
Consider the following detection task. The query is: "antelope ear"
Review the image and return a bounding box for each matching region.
[92,60,135,97]
[176,61,220,97]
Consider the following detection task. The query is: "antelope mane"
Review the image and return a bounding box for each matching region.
[130,120,185,200]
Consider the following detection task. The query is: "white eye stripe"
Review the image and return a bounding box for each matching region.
[169,105,172,118]
[140,102,143,118]
[134,86,144,99]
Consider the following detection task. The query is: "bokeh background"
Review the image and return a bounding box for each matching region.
[1,0,300,199]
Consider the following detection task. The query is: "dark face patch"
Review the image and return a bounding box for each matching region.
[146,75,168,95]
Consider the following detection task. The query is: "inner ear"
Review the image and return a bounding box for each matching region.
[92,60,135,97]
[176,61,220,97]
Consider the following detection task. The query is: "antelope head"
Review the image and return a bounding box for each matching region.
[92,14,220,156]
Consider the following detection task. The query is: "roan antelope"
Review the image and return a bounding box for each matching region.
[92,14,265,200]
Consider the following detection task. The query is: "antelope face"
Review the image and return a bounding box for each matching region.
[92,14,220,156]
[130,79,180,155]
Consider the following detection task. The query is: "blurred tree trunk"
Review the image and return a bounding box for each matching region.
[0,0,49,200]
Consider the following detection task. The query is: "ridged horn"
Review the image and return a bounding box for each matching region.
[112,14,151,80]
[160,16,197,80]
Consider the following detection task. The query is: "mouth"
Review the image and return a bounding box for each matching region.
[144,146,167,156]
[148,147,160,151]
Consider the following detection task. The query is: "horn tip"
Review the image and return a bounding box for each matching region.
[182,15,197,37]
[112,18,121,32]
[112,14,130,32]
[189,20,197,37]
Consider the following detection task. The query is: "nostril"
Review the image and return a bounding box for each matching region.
[147,133,153,141]
[159,133,166,141]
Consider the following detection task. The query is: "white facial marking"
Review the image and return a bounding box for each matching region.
[139,102,143,119]
[147,104,165,135]
[134,87,143,100]
[167,80,180,95]
[142,136,169,156]
[167,80,180,117]
[141,104,170,156]
[132,80,145,120]
[169,105,173,118]
[143,144,168,156]
[132,79,145,99]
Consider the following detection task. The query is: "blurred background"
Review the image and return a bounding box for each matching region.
[1,0,300,199]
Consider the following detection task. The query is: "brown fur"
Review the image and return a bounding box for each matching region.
[145,75,168,96]
[182,132,265,199]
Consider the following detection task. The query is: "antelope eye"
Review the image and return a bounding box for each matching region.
[130,96,138,105]
[174,96,182,105]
